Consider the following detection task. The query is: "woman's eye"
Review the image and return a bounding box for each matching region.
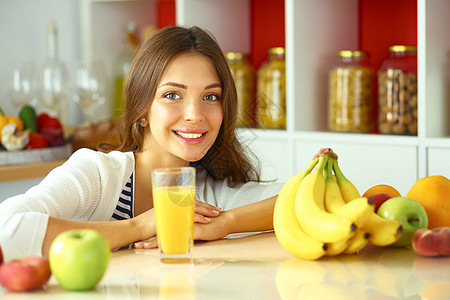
[164,92,181,100]
[204,94,220,101]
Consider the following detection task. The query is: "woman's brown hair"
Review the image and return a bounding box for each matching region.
[110,25,260,186]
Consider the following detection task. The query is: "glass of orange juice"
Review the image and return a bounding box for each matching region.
[152,167,195,264]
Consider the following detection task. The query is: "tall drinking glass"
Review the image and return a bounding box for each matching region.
[152,167,195,264]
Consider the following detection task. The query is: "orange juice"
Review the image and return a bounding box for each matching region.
[153,186,195,254]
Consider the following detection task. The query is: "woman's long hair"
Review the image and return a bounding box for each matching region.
[108,25,261,186]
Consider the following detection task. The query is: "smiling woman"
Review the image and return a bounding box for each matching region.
[0,26,283,262]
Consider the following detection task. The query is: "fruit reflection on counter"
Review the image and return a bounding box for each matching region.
[274,147,450,260]
[276,244,450,300]
[0,105,66,151]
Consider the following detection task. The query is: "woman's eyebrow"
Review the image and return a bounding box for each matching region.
[205,83,222,90]
[159,82,187,89]
[159,82,221,90]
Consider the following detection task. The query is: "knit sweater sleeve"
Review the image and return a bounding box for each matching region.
[0,148,131,262]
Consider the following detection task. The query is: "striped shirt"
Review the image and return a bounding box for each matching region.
[110,173,134,221]
[110,173,134,250]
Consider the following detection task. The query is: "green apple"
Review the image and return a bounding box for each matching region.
[49,229,110,290]
[377,197,428,247]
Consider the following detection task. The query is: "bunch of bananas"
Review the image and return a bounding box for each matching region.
[273,148,403,260]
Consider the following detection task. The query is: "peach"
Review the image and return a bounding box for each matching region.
[0,256,51,292]
[412,227,450,257]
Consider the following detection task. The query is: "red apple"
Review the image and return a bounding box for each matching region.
[0,256,51,292]
[412,227,450,257]
[367,193,394,212]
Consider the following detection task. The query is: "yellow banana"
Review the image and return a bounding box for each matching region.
[343,228,370,254]
[273,158,327,260]
[333,159,361,203]
[324,159,374,227]
[325,237,352,256]
[361,212,403,246]
[295,155,356,243]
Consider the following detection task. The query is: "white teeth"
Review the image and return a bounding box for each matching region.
[176,131,203,139]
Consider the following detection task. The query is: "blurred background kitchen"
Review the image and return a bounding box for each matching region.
[1,0,449,204]
[1,0,82,123]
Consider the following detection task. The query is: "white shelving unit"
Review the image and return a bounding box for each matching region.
[80,0,450,195]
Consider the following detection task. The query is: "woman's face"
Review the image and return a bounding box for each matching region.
[147,52,223,163]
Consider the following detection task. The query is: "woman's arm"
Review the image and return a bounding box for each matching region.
[135,195,277,249]
[195,195,277,241]
[41,209,157,257]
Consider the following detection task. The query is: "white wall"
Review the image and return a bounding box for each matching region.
[0,0,81,199]
[0,0,82,123]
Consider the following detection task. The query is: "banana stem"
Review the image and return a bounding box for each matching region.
[333,159,347,184]
[317,155,329,176]
[301,158,319,177]
[326,158,334,180]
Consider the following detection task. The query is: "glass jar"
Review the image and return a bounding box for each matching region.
[225,52,255,127]
[256,47,286,129]
[328,50,374,133]
[378,45,418,135]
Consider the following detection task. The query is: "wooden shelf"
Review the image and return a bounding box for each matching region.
[0,160,66,183]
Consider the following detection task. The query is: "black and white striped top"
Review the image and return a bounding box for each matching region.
[110,173,134,250]
[110,173,134,221]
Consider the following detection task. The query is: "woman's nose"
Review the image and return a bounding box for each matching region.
[183,100,204,122]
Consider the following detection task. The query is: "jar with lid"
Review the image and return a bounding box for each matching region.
[256,47,286,129]
[328,50,374,133]
[378,45,418,135]
[225,52,255,127]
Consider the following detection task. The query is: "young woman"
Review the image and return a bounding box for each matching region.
[0,26,283,262]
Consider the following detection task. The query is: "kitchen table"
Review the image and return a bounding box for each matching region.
[0,232,449,299]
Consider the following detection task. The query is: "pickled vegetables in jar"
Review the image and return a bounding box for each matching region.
[256,47,286,129]
[328,50,374,133]
[225,52,255,127]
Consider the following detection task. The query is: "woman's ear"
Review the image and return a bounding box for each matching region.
[139,117,149,127]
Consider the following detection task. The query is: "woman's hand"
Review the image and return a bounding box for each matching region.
[134,201,222,249]
[194,200,222,223]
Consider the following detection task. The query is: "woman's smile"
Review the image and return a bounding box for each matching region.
[173,129,207,144]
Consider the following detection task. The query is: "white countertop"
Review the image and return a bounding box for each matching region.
[0,232,449,299]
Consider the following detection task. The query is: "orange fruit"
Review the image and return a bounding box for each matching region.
[362,184,402,198]
[406,175,450,229]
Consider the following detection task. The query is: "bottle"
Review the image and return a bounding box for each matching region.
[112,22,139,119]
[40,20,68,124]
[225,52,255,127]
[328,50,374,133]
[256,47,286,129]
[378,45,418,135]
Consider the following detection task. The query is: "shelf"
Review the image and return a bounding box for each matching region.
[0,160,66,183]
[77,0,450,193]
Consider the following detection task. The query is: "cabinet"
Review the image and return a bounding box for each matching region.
[81,0,450,195]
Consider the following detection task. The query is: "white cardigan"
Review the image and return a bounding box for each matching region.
[0,148,283,262]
